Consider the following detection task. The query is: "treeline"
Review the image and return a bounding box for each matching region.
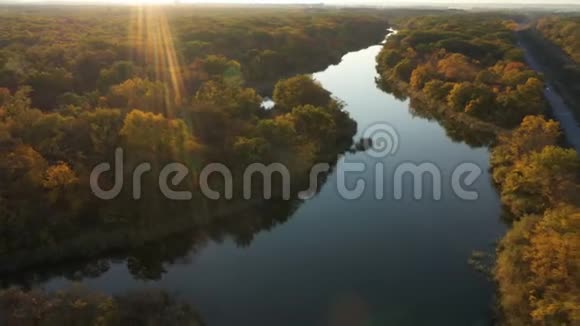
[0,198,303,284]
[0,75,354,264]
[376,14,579,325]
[523,15,580,118]
[0,6,383,270]
[491,116,580,325]
[377,15,545,128]
[0,287,203,326]
[0,6,388,110]
[536,16,580,63]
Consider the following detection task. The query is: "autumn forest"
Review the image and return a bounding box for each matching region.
[0,4,578,326]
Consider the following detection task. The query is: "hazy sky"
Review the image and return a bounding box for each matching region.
[3,0,579,4]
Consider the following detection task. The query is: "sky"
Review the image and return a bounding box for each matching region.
[1,0,578,10]
[3,0,579,5]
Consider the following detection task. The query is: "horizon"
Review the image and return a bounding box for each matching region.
[0,4,578,326]
[2,0,580,7]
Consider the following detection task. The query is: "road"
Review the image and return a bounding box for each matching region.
[517,32,580,152]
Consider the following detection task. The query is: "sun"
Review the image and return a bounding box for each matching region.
[130,0,174,4]
[127,4,185,116]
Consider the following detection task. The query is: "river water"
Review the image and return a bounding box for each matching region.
[39,42,505,325]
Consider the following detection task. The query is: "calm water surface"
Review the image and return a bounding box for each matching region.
[43,43,505,325]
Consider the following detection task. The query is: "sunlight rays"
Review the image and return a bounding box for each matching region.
[129,5,185,116]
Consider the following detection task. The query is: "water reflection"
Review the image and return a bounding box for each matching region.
[1,157,341,287]
[2,38,505,326]
[376,78,496,147]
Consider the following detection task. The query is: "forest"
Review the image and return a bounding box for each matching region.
[521,15,580,118]
[0,6,389,270]
[491,115,580,325]
[0,5,389,103]
[0,287,204,326]
[377,15,544,128]
[376,14,579,325]
[536,16,580,63]
[0,5,579,325]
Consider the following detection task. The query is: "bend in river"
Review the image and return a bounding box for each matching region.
[24,39,505,326]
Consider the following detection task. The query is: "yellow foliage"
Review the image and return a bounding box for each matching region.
[0,145,48,188]
[42,162,79,189]
[496,205,580,325]
[500,146,580,215]
[436,53,478,82]
[503,20,519,31]
[491,115,561,185]
[120,109,201,161]
[409,64,435,90]
[110,78,167,115]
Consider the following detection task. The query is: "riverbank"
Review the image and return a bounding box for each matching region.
[0,197,260,275]
[516,25,580,115]
[7,36,505,326]
[376,17,547,136]
[375,15,579,324]
[377,77,505,144]
[0,287,205,326]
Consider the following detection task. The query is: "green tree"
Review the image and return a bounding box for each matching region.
[194,80,261,119]
[233,136,269,162]
[97,61,138,92]
[289,104,336,144]
[26,68,73,110]
[447,82,476,112]
[257,116,296,147]
[182,40,211,60]
[80,108,123,156]
[423,80,454,102]
[200,54,243,86]
[409,64,436,90]
[120,110,199,162]
[393,58,415,82]
[273,75,330,112]
[501,146,580,215]
[108,78,167,115]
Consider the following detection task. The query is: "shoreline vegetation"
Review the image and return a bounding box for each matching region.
[0,6,398,320]
[377,15,546,130]
[376,14,579,325]
[0,287,205,326]
[0,6,578,325]
[0,7,391,273]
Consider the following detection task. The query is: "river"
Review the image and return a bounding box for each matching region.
[34,41,505,325]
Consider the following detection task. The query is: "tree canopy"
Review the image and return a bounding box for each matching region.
[0,6,375,273]
[377,14,546,128]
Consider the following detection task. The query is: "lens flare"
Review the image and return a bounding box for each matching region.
[129,5,185,117]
